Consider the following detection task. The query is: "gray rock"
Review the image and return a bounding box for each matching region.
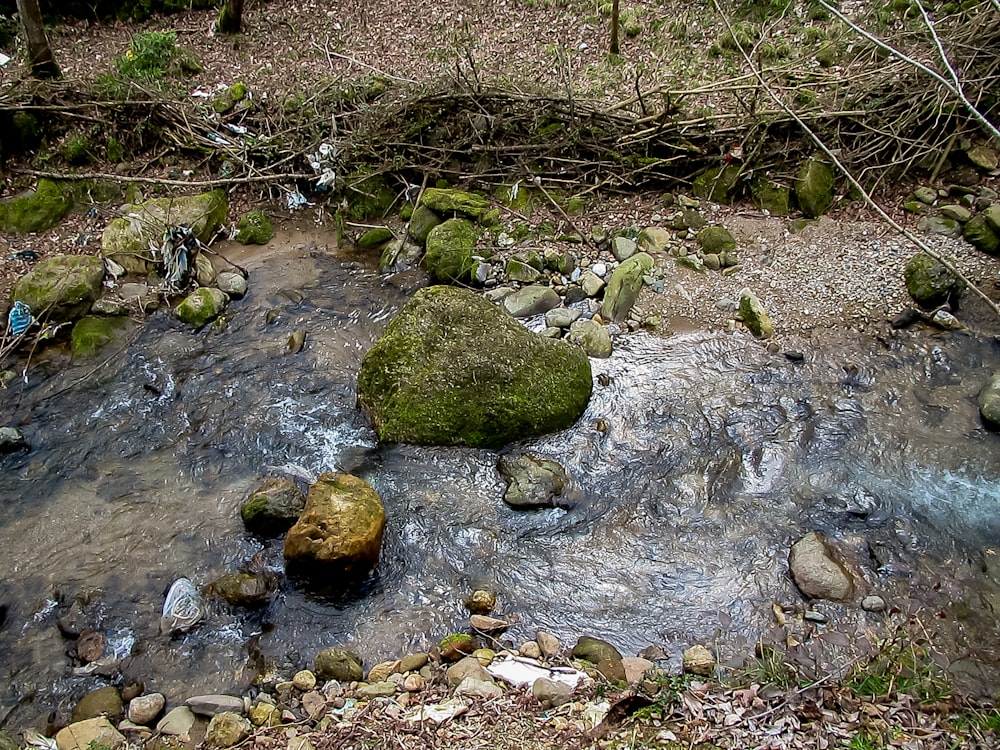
[788,531,855,601]
[379,238,425,274]
[455,675,502,699]
[0,427,27,453]
[315,647,364,682]
[185,694,245,717]
[175,287,229,328]
[636,227,671,254]
[357,682,397,698]
[912,186,937,205]
[611,237,637,261]
[535,631,562,659]
[703,253,721,271]
[544,306,581,328]
[506,257,542,283]
[978,370,1000,427]
[216,272,248,299]
[967,145,998,171]
[917,215,961,239]
[447,656,490,688]
[498,453,570,509]
[591,261,608,277]
[601,252,653,323]
[399,653,429,672]
[483,286,515,303]
[156,706,196,737]
[940,205,972,223]
[240,476,305,536]
[622,656,655,684]
[127,693,165,725]
[502,286,561,317]
[532,677,573,707]
[567,318,613,358]
[579,270,605,297]
[862,595,887,612]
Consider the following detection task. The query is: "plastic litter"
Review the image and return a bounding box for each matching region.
[486,655,586,689]
[22,729,57,750]
[159,577,206,635]
[286,190,310,210]
[404,698,468,725]
[306,142,338,189]
[155,226,203,289]
[8,301,33,336]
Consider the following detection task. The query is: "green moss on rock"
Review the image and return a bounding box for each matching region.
[696,226,736,255]
[0,179,72,234]
[71,316,130,358]
[213,82,247,114]
[601,252,654,323]
[424,218,481,284]
[175,287,229,328]
[750,177,791,215]
[235,209,273,245]
[904,252,965,308]
[407,205,441,247]
[347,172,395,220]
[357,286,593,449]
[12,254,105,323]
[795,157,834,218]
[962,214,1000,255]
[357,226,393,248]
[419,188,490,219]
[692,164,741,203]
[738,287,774,338]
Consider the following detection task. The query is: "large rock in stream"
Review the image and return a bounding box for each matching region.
[788,531,855,602]
[284,473,386,577]
[12,254,105,324]
[357,285,593,448]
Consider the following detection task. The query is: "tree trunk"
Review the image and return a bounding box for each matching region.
[15,0,60,79]
[609,0,620,55]
[218,0,245,34]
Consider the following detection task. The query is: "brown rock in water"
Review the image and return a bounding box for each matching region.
[788,531,856,602]
[76,629,105,664]
[470,615,508,633]
[72,686,123,723]
[284,473,386,577]
[464,589,496,614]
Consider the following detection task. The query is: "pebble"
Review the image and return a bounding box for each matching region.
[293,670,317,691]
[519,641,541,660]
[535,630,562,659]
[862,595,887,612]
[804,610,828,623]
[126,693,164,725]
[403,674,425,692]
[591,262,608,277]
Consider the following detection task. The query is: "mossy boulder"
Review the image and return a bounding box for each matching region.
[357,226,393,248]
[962,214,1000,255]
[407,205,442,247]
[696,226,736,255]
[795,158,834,218]
[12,254,105,323]
[101,190,228,274]
[205,712,250,748]
[175,287,230,328]
[904,253,965,309]
[750,177,791,215]
[572,636,623,665]
[241,476,306,536]
[692,164,741,203]
[204,573,272,607]
[419,188,490,219]
[356,285,593,449]
[235,209,273,245]
[423,218,481,284]
[213,82,247,115]
[0,179,72,234]
[601,252,653,323]
[284,473,386,576]
[567,318,613,358]
[72,686,124,723]
[71,316,130,358]
[738,287,773,339]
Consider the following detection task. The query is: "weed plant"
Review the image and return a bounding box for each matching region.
[115,31,177,81]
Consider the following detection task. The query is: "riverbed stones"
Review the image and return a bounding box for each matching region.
[441,634,478,662]
[205,572,272,607]
[904,253,965,309]
[400,652,429,672]
[72,686,124,723]
[205,712,251,748]
[696,226,736,255]
[12,254,105,324]
[536,631,562,658]
[682,645,716,676]
[572,636,623,665]
[471,615,509,633]
[862,595,887,612]
[55,718,125,750]
[456,675,503,699]
[637,227,671,254]
[357,285,592,449]
[506,256,542,283]
[101,190,228,274]
[447,656,490,687]
[283,473,386,576]
[532,677,573,707]
[314,647,364,682]
[217,272,248,299]
[175,287,229,328]
[545,306,581,329]
[0,178,71,234]
[497,453,570,508]
[185,694,245,717]
[579,270,605,297]
[977,370,1000,427]
[407,205,442,246]
[963,213,1000,254]
[127,693,165,725]
[156,706,196,737]
[794,157,834,218]
[601,252,653,323]
[235,209,273,245]
[567,318,613,358]
[738,288,773,339]
[241,477,306,536]
[788,531,855,602]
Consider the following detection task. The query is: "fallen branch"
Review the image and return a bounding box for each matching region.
[13,169,314,188]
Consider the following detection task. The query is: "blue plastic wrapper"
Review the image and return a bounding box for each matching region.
[8,301,32,335]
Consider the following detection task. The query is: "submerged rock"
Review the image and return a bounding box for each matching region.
[314,647,364,682]
[12,254,105,324]
[175,287,229,328]
[356,286,592,449]
[205,573,272,607]
[498,453,570,509]
[283,473,386,577]
[788,531,855,602]
[240,476,306,536]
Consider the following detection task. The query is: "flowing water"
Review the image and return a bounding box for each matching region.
[2,232,1000,729]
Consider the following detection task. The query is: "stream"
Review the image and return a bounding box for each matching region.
[2,231,1000,729]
